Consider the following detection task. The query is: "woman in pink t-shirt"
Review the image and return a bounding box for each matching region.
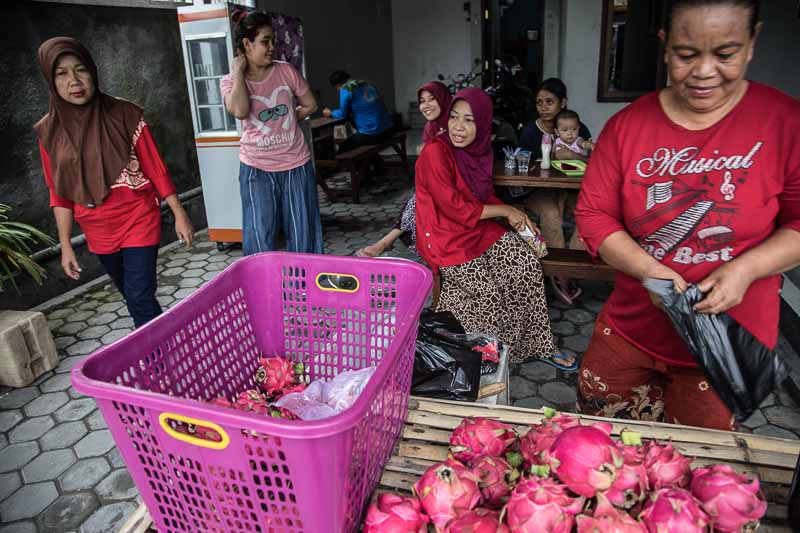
[221,12,322,255]
[575,0,800,430]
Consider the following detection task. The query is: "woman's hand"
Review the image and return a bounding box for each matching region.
[60,246,82,280]
[232,55,247,77]
[174,210,195,248]
[322,107,333,118]
[645,262,688,310]
[505,206,535,233]
[694,261,754,314]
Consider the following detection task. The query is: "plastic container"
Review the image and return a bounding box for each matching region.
[71,252,432,533]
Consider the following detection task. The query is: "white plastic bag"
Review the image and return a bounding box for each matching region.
[274,366,377,420]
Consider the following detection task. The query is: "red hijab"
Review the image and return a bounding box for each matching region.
[34,37,142,207]
[417,81,451,145]
[437,88,494,203]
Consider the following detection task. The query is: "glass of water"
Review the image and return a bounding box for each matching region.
[516,150,532,175]
[504,155,517,175]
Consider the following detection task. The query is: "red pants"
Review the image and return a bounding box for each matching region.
[577,311,736,431]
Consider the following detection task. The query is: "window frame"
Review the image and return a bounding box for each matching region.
[597,0,669,103]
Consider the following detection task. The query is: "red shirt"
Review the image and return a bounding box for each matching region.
[415,141,506,272]
[40,120,177,255]
[576,83,800,366]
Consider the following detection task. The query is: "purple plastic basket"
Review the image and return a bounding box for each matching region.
[71,252,432,533]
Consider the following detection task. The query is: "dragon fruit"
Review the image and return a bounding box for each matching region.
[471,455,520,509]
[363,493,429,533]
[639,488,710,533]
[449,418,517,465]
[413,458,482,531]
[690,464,767,532]
[643,441,692,490]
[602,435,648,510]
[520,410,581,467]
[502,476,585,533]
[575,493,647,533]
[255,356,303,398]
[543,425,623,497]
[234,389,271,415]
[444,508,509,533]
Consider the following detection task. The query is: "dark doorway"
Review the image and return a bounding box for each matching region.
[482,0,545,91]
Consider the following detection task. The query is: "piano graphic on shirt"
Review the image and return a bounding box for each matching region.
[629,177,737,255]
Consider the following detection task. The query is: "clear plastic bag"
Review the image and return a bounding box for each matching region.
[274,367,376,420]
[643,278,788,420]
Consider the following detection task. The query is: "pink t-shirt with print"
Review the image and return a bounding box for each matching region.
[220,61,311,172]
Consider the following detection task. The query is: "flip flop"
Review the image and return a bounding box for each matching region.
[540,353,579,373]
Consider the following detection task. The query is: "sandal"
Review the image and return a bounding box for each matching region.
[551,277,576,305]
[540,352,579,373]
[551,277,583,305]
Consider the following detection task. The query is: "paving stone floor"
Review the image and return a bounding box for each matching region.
[1,169,798,532]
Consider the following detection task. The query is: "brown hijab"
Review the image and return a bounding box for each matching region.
[34,37,142,207]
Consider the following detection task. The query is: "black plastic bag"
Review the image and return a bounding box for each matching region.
[418,309,506,375]
[412,338,482,401]
[643,278,787,420]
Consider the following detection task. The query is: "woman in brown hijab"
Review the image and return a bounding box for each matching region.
[35,37,194,328]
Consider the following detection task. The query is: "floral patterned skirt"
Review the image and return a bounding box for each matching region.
[437,232,556,364]
[577,310,736,431]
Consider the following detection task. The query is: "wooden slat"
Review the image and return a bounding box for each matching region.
[409,398,800,455]
[118,502,154,533]
[541,248,617,281]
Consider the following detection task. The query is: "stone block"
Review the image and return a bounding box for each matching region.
[0,311,59,388]
[59,457,111,491]
[0,482,58,521]
[37,491,99,533]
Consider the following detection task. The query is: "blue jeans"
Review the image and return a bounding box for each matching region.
[239,160,324,255]
[97,245,161,328]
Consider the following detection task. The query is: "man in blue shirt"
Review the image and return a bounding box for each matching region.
[322,70,396,152]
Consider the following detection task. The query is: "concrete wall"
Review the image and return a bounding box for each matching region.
[0,0,204,309]
[258,0,396,114]
[558,0,627,137]
[748,0,800,98]
[390,0,476,115]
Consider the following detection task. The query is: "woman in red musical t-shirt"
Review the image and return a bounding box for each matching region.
[575,0,800,430]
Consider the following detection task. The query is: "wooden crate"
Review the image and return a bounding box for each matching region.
[121,397,800,532]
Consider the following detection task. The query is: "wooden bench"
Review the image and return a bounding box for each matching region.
[540,248,616,281]
[316,130,409,203]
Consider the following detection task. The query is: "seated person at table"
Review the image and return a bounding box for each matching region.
[322,70,395,152]
[518,78,591,306]
[553,109,594,162]
[416,87,576,371]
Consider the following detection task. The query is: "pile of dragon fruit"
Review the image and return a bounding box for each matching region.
[363,409,768,532]
[209,356,307,420]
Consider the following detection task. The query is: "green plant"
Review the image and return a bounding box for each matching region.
[0,204,56,292]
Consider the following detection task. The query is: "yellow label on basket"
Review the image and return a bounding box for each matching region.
[315,273,360,293]
[158,412,230,450]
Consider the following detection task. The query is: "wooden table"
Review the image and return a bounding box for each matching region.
[121,397,800,532]
[494,162,583,190]
[492,163,617,281]
[307,116,347,132]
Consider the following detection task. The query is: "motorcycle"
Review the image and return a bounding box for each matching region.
[485,56,535,158]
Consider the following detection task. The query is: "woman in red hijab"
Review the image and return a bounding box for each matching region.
[34,37,193,328]
[356,81,451,257]
[416,88,572,368]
